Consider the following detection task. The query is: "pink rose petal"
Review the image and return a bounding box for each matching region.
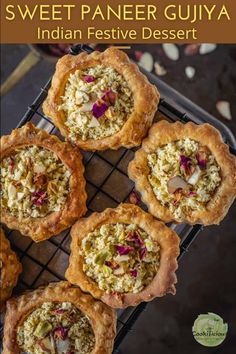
[134,51,143,61]
[116,245,134,255]
[130,269,138,277]
[184,44,200,56]
[10,157,15,172]
[53,327,68,341]
[32,191,47,206]
[139,247,147,260]
[82,75,96,83]
[92,101,108,118]
[102,89,117,105]
[126,231,144,247]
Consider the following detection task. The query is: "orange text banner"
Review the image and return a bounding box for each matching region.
[1,0,236,43]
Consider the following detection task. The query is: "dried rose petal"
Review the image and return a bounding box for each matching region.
[92,101,108,118]
[32,191,47,206]
[197,158,207,169]
[10,157,15,172]
[180,155,193,177]
[134,51,143,61]
[196,151,207,170]
[82,75,96,83]
[105,260,120,270]
[187,191,197,197]
[104,260,112,267]
[51,309,66,315]
[126,231,144,247]
[116,245,134,255]
[129,191,140,205]
[53,327,68,341]
[139,247,147,260]
[102,89,117,105]
[180,155,191,169]
[130,269,138,277]
[184,44,200,56]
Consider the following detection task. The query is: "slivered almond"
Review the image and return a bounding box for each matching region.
[167,176,189,194]
[162,44,179,61]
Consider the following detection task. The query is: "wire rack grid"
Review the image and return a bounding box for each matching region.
[1,44,235,352]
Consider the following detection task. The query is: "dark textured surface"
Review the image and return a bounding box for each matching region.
[1,44,236,354]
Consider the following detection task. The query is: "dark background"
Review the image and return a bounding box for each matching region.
[1,44,236,354]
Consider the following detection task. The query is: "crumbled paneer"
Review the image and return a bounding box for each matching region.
[17,302,95,354]
[147,138,221,220]
[81,223,160,294]
[0,146,70,218]
[59,65,134,141]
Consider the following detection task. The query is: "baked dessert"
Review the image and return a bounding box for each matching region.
[3,281,116,354]
[66,204,179,308]
[0,123,87,242]
[43,47,159,150]
[0,228,22,310]
[128,120,236,225]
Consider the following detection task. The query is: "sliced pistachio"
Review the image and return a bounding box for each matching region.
[103,265,112,276]
[38,336,55,353]
[94,251,109,265]
[34,321,52,338]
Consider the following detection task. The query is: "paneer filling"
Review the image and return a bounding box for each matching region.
[81,223,160,294]
[17,302,95,354]
[0,146,70,218]
[147,138,221,220]
[59,65,134,141]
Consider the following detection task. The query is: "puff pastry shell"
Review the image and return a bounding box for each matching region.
[66,204,179,308]
[0,228,22,310]
[128,120,236,225]
[0,123,87,242]
[3,281,116,354]
[43,47,159,150]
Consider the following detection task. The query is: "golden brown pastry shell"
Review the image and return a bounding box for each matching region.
[66,203,180,308]
[0,123,87,242]
[0,228,22,310]
[128,120,236,225]
[43,47,160,151]
[3,281,116,354]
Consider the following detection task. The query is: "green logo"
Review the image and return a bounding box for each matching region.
[192,313,228,347]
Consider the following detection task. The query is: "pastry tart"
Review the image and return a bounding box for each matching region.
[128,120,236,225]
[66,204,179,308]
[0,123,87,242]
[3,281,116,354]
[0,228,22,310]
[43,47,159,150]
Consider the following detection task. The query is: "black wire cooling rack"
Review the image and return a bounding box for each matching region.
[1,44,236,352]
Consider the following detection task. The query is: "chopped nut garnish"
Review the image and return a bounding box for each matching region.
[81,223,160,294]
[148,138,221,220]
[1,146,70,218]
[59,65,134,141]
[17,302,95,354]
